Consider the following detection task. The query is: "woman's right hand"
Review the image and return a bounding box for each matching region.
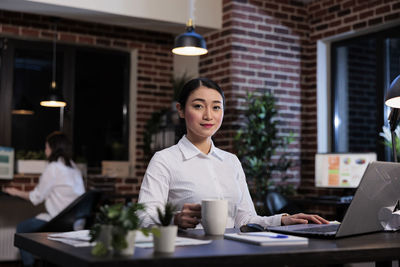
[3,187,30,200]
[4,187,20,196]
[174,203,201,229]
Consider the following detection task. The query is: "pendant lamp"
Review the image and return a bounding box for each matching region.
[12,95,34,115]
[172,0,207,56]
[40,25,66,108]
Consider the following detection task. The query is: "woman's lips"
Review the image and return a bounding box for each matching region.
[201,124,214,128]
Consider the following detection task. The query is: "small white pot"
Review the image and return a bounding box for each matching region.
[153,225,178,253]
[17,160,48,174]
[120,230,137,256]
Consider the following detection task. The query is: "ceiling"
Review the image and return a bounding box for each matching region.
[0,0,215,35]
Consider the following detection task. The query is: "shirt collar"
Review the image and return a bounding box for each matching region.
[178,135,225,161]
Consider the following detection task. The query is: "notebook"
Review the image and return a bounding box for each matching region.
[267,161,400,238]
[224,232,308,246]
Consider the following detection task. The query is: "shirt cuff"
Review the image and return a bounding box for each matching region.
[29,190,41,206]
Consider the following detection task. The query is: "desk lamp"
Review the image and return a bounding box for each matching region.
[384,74,400,162]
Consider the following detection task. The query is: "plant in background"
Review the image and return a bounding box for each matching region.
[379,125,400,161]
[143,73,192,160]
[234,92,294,208]
[89,202,149,256]
[15,150,46,160]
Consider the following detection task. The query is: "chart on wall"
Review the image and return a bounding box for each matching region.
[315,153,377,188]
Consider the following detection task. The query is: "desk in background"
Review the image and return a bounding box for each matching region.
[15,229,400,267]
[0,192,44,261]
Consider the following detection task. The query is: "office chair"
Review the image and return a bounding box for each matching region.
[35,190,102,232]
[265,191,301,215]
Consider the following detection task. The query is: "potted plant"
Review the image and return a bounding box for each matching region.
[152,202,178,253]
[233,92,294,214]
[380,125,400,161]
[90,202,147,256]
[15,150,47,174]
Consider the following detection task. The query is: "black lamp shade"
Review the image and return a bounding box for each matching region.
[385,74,400,108]
[40,82,67,107]
[12,96,34,115]
[172,26,208,56]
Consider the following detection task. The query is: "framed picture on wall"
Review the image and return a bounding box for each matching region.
[0,147,14,179]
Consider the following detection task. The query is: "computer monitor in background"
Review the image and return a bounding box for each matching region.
[0,147,14,180]
[315,153,377,188]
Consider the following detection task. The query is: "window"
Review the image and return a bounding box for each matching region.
[330,26,400,160]
[0,38,130,168]
[74,49,130,167]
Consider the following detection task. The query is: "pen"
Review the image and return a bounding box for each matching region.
[238,232,289,239]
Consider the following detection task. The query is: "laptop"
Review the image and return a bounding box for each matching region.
[267,161,400,238]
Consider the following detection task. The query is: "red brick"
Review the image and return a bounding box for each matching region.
[59,33,77,42]
[376,5,391,15]
[2,25,19,35]
[21,28,39,37]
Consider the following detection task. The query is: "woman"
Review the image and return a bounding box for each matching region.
[4,131,85,266]
[138,78,328,229]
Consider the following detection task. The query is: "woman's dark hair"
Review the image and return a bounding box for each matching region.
[46,131,73,167]
[178,77,225,109]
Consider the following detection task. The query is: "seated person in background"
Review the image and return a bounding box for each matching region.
[3,131,85,267]
[138,77,329,229]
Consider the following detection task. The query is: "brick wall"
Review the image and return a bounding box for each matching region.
[347,41,377,152]
[0,10,175,199]
[200,0,309,190]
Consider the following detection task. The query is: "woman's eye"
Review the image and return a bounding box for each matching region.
[193,104,203,109]
[213,106,222,110]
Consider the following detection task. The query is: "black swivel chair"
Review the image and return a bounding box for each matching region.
[35,190,102,232]
[265,191,301,215]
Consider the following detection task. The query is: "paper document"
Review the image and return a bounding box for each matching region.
[48,230,93,247]
[135,237,212,248]
[224,232,308,246]
[48,230,212,248]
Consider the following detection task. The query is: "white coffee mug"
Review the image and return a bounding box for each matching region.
[201,199,228,235]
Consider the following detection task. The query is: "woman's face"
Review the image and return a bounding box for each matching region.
[45,142,52,159]
[177,86,224,142]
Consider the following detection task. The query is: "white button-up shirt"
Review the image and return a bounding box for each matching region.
[138,135,283,228]
[29,159,85,221]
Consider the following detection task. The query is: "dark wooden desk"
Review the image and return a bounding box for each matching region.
[14,230,400,267]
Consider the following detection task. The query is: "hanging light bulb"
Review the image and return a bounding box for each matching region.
[172,19,208,56]
[40,25,66,108]
[172,0,207,56]
[12,95,35,115]
[40,81,66,107]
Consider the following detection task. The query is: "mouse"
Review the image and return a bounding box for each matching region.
[239,223,265,232]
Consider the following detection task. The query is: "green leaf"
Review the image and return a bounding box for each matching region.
[233,91,295,201]
[91,242,108,257]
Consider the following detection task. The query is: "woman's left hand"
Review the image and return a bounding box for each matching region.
[281,213,329,225]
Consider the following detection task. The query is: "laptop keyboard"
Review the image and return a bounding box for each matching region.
[296,224,339,233]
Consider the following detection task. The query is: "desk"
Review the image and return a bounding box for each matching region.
[14,230,400,267]
[0,193,44,261]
